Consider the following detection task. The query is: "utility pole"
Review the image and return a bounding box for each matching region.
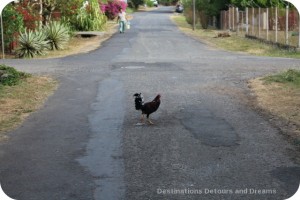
[1,14,4,59]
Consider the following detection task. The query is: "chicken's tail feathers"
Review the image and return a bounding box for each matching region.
[133,93,144,110]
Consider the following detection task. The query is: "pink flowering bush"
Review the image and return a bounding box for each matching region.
[101,0,127,20]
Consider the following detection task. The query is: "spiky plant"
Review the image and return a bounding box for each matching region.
[16,29,50,58]
[45,21,70,50]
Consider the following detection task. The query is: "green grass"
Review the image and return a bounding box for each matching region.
[0,65,30,86]
[263,69,300,87]
[171,15,300,59]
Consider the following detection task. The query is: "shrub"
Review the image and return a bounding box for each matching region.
[266,69,300,84]
[75,0,107,31]
[264,69,300,86]
[145,0,154,7]
[15,0,42,30]
[45,21,70,50]
[182,0,194,25]
[59,0,85,30]
[101,0,127,20]
[158,0,176,6]
[16,29,50,58]
[128,0,144,10]
[0,65,30,86]
[282,69,300,83]
[1,4,24,52]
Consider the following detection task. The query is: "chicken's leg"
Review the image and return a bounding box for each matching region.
[147,115,154,125]
[147,119,154,125]
[140,114,144,123]
[141,114,154,125]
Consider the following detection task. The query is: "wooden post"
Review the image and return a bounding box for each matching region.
[193,0,195,30]
[236,7,239,34]
[275,7,278,43]
[232,7,235,30]
[1,14,4,59]
[252,7,255,35]
[267,8,269,40]
[228,7,232,30]
[258,7,261,38]
[298,12,300,48]
[246,7,249,34]
[286,5,289,45]
[241,10,244,34]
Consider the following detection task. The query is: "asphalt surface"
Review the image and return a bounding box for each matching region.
[1,6,300,200]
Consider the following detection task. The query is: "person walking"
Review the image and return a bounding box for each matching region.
[118,8,127,33]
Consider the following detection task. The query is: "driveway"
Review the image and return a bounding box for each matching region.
[0,6,300,200]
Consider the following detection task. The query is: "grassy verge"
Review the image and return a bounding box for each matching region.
[263,69,300,87]
[0,75,57,140]
[249,69,300,140]
[171,14,300,59]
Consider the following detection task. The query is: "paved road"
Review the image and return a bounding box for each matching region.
[1,6,300,200]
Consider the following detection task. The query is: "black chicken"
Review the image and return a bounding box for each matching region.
[133,93,161,124]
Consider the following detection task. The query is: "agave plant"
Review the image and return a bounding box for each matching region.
[45,21,70,50]
[16,29,50,58]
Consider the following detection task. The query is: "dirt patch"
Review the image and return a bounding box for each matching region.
[248,78,300,144]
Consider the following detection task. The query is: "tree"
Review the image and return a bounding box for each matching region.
[230,0,286,8]
[101,0,127,20]
[41,0,57,25]
[16,0,57,27]
[1,4,24,52]
[182,0,229,29]
[159,0,177,6]
[128,0,144,10]
[195,0,230,28]
[57,0,84,20]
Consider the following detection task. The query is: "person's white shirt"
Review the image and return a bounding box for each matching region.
[118,11,126,21]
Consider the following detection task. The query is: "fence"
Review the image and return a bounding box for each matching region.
[220,6,300,49]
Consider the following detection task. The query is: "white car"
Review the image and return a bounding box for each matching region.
[151,0,158,7]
